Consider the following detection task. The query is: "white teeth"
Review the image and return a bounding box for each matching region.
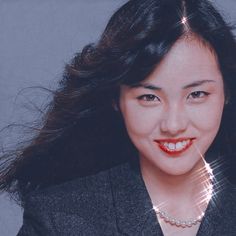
[160,139,192,152]
[168,143,175,150]
[176,142,183,149]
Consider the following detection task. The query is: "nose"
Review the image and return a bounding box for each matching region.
[160,104,188,136]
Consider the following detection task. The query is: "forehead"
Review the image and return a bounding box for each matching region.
[142,38,222,86]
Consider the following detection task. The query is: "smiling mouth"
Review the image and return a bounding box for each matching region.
[154,138,196,156]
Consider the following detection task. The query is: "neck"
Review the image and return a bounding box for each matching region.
[140,157,212,216]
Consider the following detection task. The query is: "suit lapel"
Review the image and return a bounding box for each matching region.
[196,176,230,236]
[109,161,232,236]
[109,162,163,235]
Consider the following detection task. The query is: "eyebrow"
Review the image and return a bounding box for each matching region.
[130,83,161,90]
[182,80,216,89]
[130,80,216,90]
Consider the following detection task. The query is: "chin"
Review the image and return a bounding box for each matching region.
[162,158,205,176]
[147,155,204,177]
[161,167,195,176]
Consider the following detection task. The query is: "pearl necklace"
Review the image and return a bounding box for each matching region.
[153,170,214,228]
[154,207,204,228]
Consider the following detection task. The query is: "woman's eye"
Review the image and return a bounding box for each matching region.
[137,94,160,103]
[187,91,210,100]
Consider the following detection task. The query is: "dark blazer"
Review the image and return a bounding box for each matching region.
[17,161,236,236]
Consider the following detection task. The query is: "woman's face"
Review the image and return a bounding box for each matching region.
[119,38,225,176]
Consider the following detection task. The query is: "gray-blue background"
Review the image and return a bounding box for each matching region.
[0,1,235,235]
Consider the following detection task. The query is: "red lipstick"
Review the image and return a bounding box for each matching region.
[154,137,196,156]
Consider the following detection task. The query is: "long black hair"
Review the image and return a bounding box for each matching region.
[1,0,236,201]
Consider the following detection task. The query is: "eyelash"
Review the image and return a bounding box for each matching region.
[187,91,210,100]
[136,91,210,104]
[137,94,160,102]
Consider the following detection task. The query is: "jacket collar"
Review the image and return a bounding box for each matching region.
[197,175,231,236]
[109,160,230,236]
[109,161,163,235]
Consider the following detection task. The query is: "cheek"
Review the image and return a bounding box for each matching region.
[120,103,161,136]
[188,99,224,133]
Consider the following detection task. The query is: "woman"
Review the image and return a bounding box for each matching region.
[1,0,236,235]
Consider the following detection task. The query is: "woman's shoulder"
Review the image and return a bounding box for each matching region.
[18,163,133,235]
[209,179,236,235]
[212,178,236,221]
[18,164,134,236]
[23,162,131,211]
[224,180,236,208]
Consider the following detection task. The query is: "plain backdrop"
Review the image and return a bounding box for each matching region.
[0,1,235,235]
